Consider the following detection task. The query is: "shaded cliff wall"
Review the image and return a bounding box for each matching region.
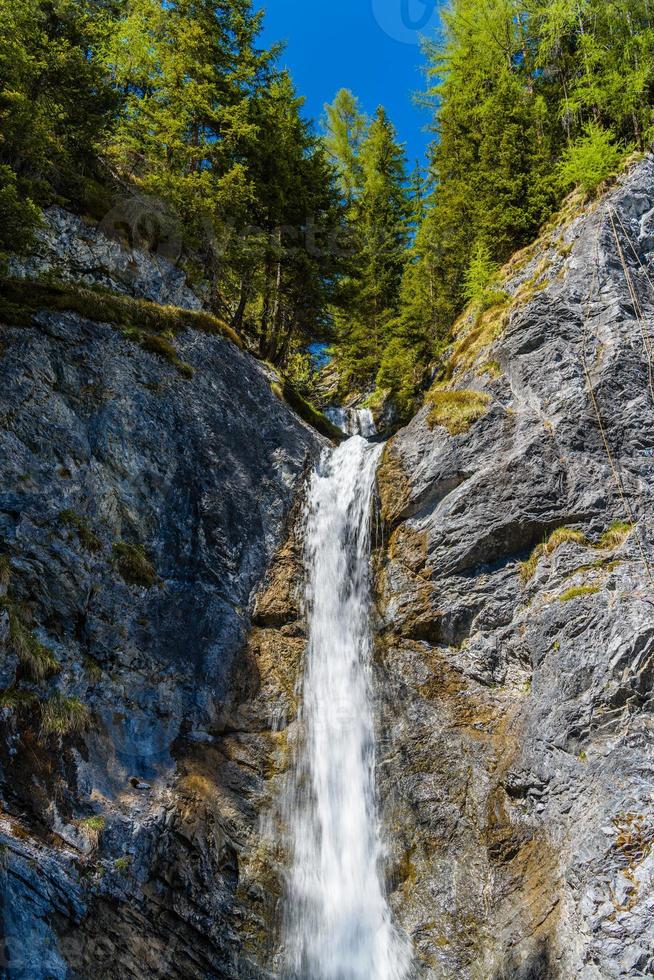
[0,210,322,979]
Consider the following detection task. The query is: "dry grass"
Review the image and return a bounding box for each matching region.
[426,388,492,435]
[7,611,60,680]
[59,509,101,553]
[40,692,91,737]
[597,521,634,550]
[112,542,156,587]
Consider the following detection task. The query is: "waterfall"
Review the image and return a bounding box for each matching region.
[325,406,377,439]
[282,428,411,980]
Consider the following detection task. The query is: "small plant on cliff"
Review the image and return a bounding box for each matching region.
[40,692,91,738]
[426,388,491,436]
[59,509,102,554]
[559,584,601,603]
[112,542,156,588]
[520,527,589,582]
[463,243,507,309]
[8,613,60,681]
[597,521,634,550]
[78,815,106,844]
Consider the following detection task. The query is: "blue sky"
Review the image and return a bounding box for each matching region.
[259,0,443,169]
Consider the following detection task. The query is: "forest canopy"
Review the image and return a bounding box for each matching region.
[1,0,653,416]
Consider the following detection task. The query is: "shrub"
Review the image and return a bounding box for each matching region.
[40,692,91,737]
[558,124,624,195]
[112,542,156,587]
[426,388,491,435]
[59,509,101,553]
[0,166,41,260]
[114,855,132,873]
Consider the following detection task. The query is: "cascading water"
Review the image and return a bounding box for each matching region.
[283,415,411,980]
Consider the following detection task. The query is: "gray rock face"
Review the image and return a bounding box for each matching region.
[9,206,202,309]
[375,158,654,977]
[0,218,322,977]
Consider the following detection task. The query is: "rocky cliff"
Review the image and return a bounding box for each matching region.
[375,157,654,978]
[2,157,654,980]
[0,209,323,979]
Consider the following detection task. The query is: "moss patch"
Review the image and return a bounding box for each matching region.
[377,442,412,526]
[0,276,242,347]
[520,527,588,582]
[426,388,491,435]
[112,542,156,587]
[274,379,344,442]
[598,521,634,550]
[559,584,601,602]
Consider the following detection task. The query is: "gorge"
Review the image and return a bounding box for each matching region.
[1,154,654,980]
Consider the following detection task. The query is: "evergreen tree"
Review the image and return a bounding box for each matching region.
[332,106,411,390]
[322,88,367,205]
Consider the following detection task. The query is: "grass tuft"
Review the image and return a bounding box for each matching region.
[112,542,156,587]
[40,692,91,737]
[78,815,105,841]
[59,509,101,553]
[0,687,37,711]
[8,613,60,680]
[426,388,491,435]
[597,521,634,550]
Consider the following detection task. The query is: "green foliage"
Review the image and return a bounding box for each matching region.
[425,388,491,435]
[78,815,105,839]
[5,606,60,681]
[114,855,132,873]
[112,543,156,588]
[463,244,506,308]
[40,692,91,737]
[274,380,344,442]
[558,124,625,195]
[0,167,41,259]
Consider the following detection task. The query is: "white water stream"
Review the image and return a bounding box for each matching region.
[283,415,411,979]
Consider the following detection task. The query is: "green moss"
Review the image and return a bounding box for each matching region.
[0,276,242,347]
[426,388,491,435]
[114,855,132,872]
[40,692,91,737]
[59,509,101,553]
[274,379,344,441]
[83,656,102,682]
[559,584,601,602]
[112,542,156,587]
